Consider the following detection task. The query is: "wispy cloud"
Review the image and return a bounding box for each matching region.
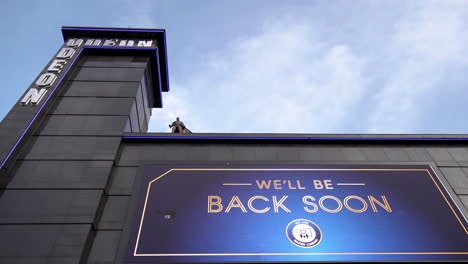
[367,0,468,133]
[150,18,366,133]
[148,1,468,134]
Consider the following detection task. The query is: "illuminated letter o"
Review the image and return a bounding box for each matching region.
[318,195,342,213]
[344,195,368,213]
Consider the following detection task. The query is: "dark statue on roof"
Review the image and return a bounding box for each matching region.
[169,117,192,133]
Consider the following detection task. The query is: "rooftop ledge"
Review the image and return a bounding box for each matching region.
[122,133,468,143]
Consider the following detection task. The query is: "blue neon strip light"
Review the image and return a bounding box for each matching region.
[85,47,157,50]
[154,48,162,97]
[122,136,468,141]
[61,27,165,33]
[0,46,162,170]
[162,33,170,91]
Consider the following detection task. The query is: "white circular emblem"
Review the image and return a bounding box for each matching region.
[292,223,316,243]
[286,219,322,248]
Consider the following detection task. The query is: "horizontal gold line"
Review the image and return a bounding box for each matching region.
[223,183,252,186]
[336,183,366,186]
[172,169,427,171]
[134,252,468,256]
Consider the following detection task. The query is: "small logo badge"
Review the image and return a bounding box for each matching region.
[286,219,322,248]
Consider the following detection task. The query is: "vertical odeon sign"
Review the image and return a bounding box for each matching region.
[0,32,162,170]
[20,38,156,105]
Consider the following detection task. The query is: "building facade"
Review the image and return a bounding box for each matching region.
[0,27,467,263]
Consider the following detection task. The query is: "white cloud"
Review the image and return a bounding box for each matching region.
[367,0,468,133]
[148,1,468,134]
[150,18,366,133]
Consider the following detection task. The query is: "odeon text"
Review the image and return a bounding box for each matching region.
[21,38,154,105]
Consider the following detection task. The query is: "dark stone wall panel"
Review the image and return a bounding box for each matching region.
[383,148,411,161]
[139,81,151,125]
[0,225,90,263]
[362,148,389,161]
[63,81,141,98]
[342,148,366,161]
[439,167,468,194]
[108,167,138,195]
[253,146,280,161]
[80,55,149,68]
[98,196,129,230]
[426,148,454,161]
[405,147,432,161]
[87,231,121,264]
[135,85,149,132]
[317,147,345,161]
[124,118,132,132]
[52,97,135,116]
[118,145,234,164]
[116,143,468,195]
[0,106,50,169]
[119,144,452,166]
[461,195,468,209]
[299,148,321,161]
[37,115,128,136]
[129,103,140,132]
[0,190,102,223]
[448,148,468,162]
[185,145,210,161]
[4,160,112,189]
[72,67,146,82]
[23,136,121,160]
[276,146,301,161]
[232,146,256,161]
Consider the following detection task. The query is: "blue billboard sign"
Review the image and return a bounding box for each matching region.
[125,165,468,262]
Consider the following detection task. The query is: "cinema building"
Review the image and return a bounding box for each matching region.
[0,27,467,263]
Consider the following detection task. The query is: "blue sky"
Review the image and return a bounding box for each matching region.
[1,0,468,134]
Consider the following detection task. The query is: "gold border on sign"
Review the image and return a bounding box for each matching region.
[133,167,468,257]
